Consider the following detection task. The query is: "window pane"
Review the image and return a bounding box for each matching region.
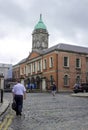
[64,75,69,85]
[76,58,80,68]
[44,59,47,69]
[50,57,53,67]
[64,57,68,66]
[76,76,80,83]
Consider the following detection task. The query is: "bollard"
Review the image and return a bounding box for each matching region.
[1,89,3,103]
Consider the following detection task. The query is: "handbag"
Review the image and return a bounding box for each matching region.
[12,99,16,111]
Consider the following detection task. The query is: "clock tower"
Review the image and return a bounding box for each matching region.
[32,14,49,51]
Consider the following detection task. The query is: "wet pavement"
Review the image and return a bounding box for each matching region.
[3,93,88,130]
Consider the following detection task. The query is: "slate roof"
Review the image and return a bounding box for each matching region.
[13,58,27,66]
[13,43,88,66]
[18,58,27,64]
[42,43,88,54]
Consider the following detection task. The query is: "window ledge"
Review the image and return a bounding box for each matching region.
[63,66,69,69]
[64,85,69,88]
[76,67,81,70]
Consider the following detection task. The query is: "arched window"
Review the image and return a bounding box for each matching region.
[76,75,80,84]
[64,75,69,86]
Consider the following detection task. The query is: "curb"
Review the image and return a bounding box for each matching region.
[71,93,88,97]
[0,99,10,117]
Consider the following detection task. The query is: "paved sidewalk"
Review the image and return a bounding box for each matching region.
[0,99,10,117]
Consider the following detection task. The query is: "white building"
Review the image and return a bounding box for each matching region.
[0,63,12,79]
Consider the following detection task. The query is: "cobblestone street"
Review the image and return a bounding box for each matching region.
[4,93,88,130]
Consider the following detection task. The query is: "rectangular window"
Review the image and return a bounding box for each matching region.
[43,59,47,69]
[64,75,69,86]
[64,57,69,67]
[38,61,41,71]
[49,57,53,68]
[76,58,81,68]
[20,68,24,75]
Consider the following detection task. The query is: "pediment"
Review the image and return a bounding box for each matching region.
[27,51,40,60]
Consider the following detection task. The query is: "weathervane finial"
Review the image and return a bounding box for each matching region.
[40,14,42,21]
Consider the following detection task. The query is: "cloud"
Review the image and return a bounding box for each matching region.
[0,0,88,64]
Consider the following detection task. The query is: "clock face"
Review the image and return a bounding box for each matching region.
[32,33,48,50]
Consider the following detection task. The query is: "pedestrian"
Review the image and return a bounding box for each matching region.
[52,82,56,96]
[12,79,26,116]
[74,83,80,89]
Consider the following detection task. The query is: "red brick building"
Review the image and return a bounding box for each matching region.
[57,44,88,92]
[12,15,88,92]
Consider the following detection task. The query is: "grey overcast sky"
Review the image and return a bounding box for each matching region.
[0,0,88,65]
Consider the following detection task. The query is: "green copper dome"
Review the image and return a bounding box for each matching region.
[34,14,47,30]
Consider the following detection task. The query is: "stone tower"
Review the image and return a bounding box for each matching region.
[32,14,49,51]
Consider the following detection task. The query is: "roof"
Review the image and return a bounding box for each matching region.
[18,58,27,64]
[13,43,88,67]
[42,43,88,54]
[57,43,88,54]
[34,14,47,30]
[13,58,27,67]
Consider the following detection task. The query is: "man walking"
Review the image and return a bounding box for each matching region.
[52,82,56,96]
[12,79,26,116]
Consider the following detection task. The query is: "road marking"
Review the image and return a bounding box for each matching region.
[4,115,14,130]
[0,114,9,129]
[0,111,15,130]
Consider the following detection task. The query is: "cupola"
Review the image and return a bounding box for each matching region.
[34,14,47,30]
[32,14,49,51]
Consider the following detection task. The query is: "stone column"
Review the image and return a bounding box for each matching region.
[42,78,46,91]
[20,78,24,85]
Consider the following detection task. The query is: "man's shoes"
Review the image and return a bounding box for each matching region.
[16,112,22,116]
